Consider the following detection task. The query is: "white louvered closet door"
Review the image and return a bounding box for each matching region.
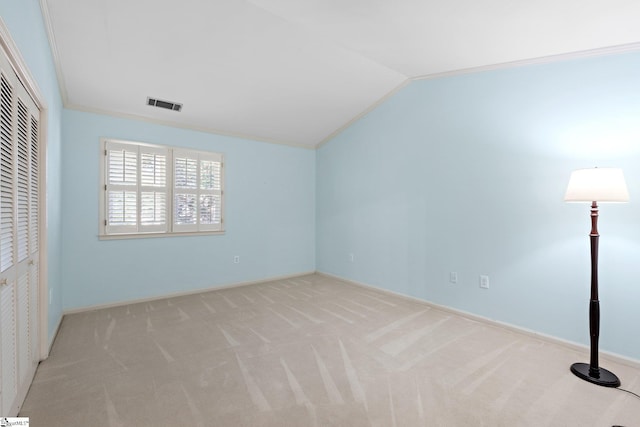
[0,45,40,417]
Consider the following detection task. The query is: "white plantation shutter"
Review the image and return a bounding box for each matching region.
[105,141,169,234]
[174,152,198,231]
[106,142,137,234]
[101,140,223,237]
[199,157,223,229]
[139,146,167,232]
[173,150,223,232]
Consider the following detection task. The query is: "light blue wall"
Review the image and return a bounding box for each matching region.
[317,50,640,360]
[0,0,64,345]
[5,0,640,363]
[61,110,315,309]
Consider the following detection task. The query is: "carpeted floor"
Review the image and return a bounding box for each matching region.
[20,274,640,426]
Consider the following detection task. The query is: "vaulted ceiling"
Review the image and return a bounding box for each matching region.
[42,0,640,148]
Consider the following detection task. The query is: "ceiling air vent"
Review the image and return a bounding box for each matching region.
[146,97,182,112]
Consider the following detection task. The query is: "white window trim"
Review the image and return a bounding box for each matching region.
[99,138,225,239]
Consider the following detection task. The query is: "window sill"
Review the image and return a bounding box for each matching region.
[99,230,226,240]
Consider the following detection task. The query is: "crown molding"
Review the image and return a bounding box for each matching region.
[65,103,316,150]
[315,78,411,149]
[316,42,640,148]
[412,42,640,82]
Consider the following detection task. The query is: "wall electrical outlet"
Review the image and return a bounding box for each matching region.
[480,275,489,289]
[233,256,240,264]
[449,272,458,284]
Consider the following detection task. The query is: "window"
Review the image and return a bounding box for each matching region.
[100,139,224,238]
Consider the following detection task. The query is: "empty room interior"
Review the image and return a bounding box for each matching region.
[2,0,640,425]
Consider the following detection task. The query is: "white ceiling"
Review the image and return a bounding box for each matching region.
[42,0,640,148]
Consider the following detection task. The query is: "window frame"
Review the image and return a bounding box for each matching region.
[99,138,225,239]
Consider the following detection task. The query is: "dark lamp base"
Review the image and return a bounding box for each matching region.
[570,362,620,388]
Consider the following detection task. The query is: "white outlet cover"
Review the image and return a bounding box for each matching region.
[480,275,489,289]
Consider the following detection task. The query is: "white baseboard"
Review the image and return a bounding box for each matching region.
[63,271,316,315]
[316,271,640,370]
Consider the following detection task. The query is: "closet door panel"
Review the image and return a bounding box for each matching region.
[0,44,40,416]
[0,279,17,415]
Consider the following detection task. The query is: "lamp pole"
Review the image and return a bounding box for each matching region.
[569,201,620,387]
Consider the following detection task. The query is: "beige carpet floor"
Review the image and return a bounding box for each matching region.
[20,273,640,426]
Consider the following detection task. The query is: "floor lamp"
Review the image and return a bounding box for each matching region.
[564,167,629,387]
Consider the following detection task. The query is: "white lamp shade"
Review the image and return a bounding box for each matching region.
[564,168,629,202]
